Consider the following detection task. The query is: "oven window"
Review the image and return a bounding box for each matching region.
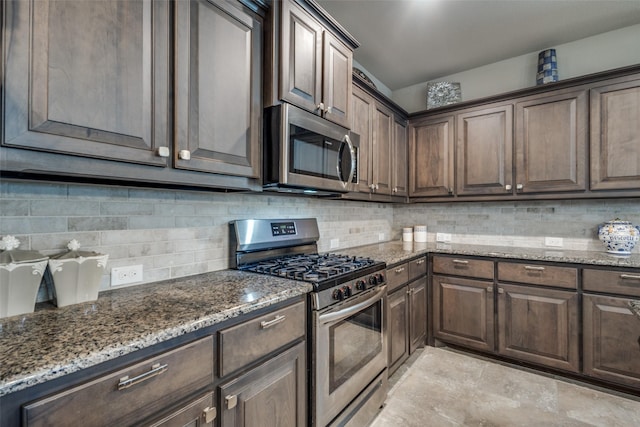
[329,300,382,393]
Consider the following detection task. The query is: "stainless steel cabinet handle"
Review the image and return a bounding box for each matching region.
[156,147,170,158]
[498,288,505,294]
[117,363,168,390]
[317,102,325,111]
[375,184,379,190]
[260,314,286,329]
[452,259,469,265]
[516,183,523,190]
[620,274,640,281]
[448,188,453,194]
[505,184,512,191]
[202,407,217,423]
[178,150,191,160]
[524,266,545,271]
[487,286,493,292]
[226,395,238,410]
[395,266,406,273]
[325,107,331,114]
[416,259,426,265]
[392,187,398,193]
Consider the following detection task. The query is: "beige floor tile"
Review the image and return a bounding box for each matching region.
[371,347,640,427]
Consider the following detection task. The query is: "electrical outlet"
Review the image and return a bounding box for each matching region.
[111,265,143,287]
[436,233,452,243]
[545,237,563,247]
[378,233,385,241]
[330,238,339,249]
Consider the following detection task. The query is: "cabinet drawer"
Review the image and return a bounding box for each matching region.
[583,269,640,297]
[498,262,577,289]
[24,336,214,427]
[387,262,410,293]
[433,256,494,279]
[219,300,305,377]
[408,256,427,282]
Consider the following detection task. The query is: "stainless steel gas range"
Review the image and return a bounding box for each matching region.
[230,218,388,427]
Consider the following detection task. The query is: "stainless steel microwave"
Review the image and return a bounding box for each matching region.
[263,103,359,195]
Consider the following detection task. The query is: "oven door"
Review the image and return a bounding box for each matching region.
[313,285,388,427]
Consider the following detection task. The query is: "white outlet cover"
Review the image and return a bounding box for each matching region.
[330,238,339,249]
[544,237,563,247]
[111,265,143,287]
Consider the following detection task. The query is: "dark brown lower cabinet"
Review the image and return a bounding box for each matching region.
[433,274,495,352]
[149,394,216,427]
[497,283,579,372]
[388,276,427,375]
[583,294,640,388]
[219,342,306,427]
[409,278,427,354]
[388,286,409,373]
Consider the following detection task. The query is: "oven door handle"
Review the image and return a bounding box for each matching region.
[319,285,386,325]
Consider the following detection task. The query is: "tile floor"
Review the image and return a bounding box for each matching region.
[371,347,640,427]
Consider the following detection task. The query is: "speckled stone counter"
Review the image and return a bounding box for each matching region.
[0,270,311,397]
[630,300,640,320]
[337,241,640,268]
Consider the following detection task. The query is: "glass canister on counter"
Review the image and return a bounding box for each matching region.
[402,227,413,242]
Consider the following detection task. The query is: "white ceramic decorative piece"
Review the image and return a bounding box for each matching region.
[414,225,427,243]
[48,240,108,307]
[598,218,640,255]
[0,235,49,318]
[402,227,413,242]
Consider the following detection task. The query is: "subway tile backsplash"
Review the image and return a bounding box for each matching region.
[3,179,640,301]
[0,180,393,298]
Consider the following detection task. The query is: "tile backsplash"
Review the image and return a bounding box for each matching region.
[394,199,640,251]
[0,180,392,297]
[3,179,640,301]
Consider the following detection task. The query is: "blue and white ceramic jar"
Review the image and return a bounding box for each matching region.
[598,218,640,255]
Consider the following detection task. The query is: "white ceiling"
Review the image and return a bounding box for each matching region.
[316,0,640,91]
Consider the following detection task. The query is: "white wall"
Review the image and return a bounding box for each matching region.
[392,23,640,113]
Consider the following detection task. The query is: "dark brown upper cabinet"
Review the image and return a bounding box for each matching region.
[175,0,262,178]
[2,0,264,190]
[408,114,455,198]
[514,88,588,194]
[456,104,513,196]
[267,0,357,129]
[2,0,171,166]
[590,76,640,191]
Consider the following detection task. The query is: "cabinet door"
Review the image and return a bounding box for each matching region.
[584,294,640,389]
[322,32,352,128]
[392,117,408,197]
[220,342,306,427]
[409,115,455,197]
[456,105,513,196]
[372,102,394,195]
[175,0,261,178]
[432,275,494,352]
[2,0,170,166]
[590,78,640,191]
[149,394,216,427]
[409,277,427,353]
[351,86,375,192]
[388,286,409,375]
[497,283,579,372]
[280,0,322,114]
[515,90,587,193]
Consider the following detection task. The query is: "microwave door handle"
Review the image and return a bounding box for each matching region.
[336,135,355,187]
[318,285,386,325]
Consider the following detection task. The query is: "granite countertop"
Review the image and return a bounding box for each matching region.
[0,270,312,397]
[338,241,640,269]
[630,300,640,320]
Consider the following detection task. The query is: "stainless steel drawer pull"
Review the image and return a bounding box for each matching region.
[260,315,286,329]
[416,259,426,265]
[117,363,168,390]
[452,259,469,265]
[524,266,545,271]
[487,286,493,292]
[620,274,640,281]
[226,395,238,410]
[395,267,406,273]
[202,406,217,423]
